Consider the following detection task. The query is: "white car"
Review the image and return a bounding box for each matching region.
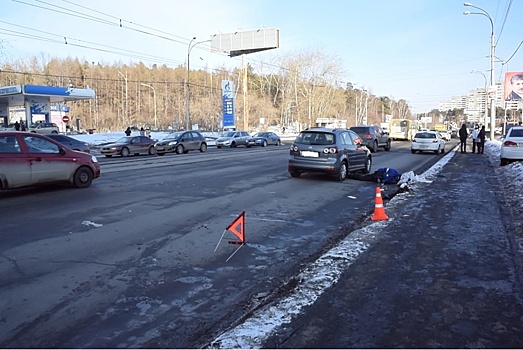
[500,126,523,166]
[431,129,451,141]
[411,130,445,154]
[216,131,251,148]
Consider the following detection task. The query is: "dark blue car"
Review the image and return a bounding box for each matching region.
[247,132,281,147]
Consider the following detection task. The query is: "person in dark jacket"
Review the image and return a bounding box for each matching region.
[477,125,486,154]
[458,124,468,153]
[125,127,132,136]
[14,121,20,131]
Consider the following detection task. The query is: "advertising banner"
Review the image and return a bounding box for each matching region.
[222,80,235,128]
[504,71,523,101]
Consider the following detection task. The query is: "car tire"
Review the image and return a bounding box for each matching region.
[385,140,391,151]
[440,147,445,154]
[411,149,416,154]
[230,142,236,148]
[500,158,509,166]
[175,145,184,154]
[200,143,207,152]
[262,140,268,147]
[51,131,58,134]
[434,147,439,155]
[148,146,156,155]
[336,161,347,181]
[276,140,281,146]
[371,141,378,153]
[73,167,94,188]
[363,156,372,174]
[120,148,130,157]
[289,171,301,178]
[217,146,222,149]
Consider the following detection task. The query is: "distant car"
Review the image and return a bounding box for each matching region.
[288,128,372,181]
[247,132,281,147]
[0,123,17,131]
[155,130,207,155]
[29,122,59,134]
[100,135,157,157]
[46,134,91,153]
[411,131,445,154]
[216,131,251,148]
[349,125,391,152]
[431,129,451,141]
[500,126,523,166]
[0,132,100,190]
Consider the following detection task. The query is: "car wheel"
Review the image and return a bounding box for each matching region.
[500,158,509,166]
[175,145,184,154]
[289,171,301,178]
[217,146,222,149]
[385,140,391,151]
[121,147,130,157]
[363,156,372,174]
[434,147,439,155]
[411,149,416,154]
[148,146,156,155]
[200,143,207,152]
[276,140,281,146]
[73,167,94,188]
[262,140,268,147]
[230,142,236,148]
[336,161,347,181]
[371,140,378,153]
[51,131,58,134]
[440,147,445,154]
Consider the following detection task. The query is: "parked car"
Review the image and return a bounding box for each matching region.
[0,132,100,190]
[247,131,281,147]
[0,123,17,131]
[45,134,91,153]
[28,122,59,134]
[500,126,523,166]
[349,125,391,152]
[155,131,207,155]
[288,128,372,181]
[431,129,451,141]
[216,131,251,148]
[100,135,157,157]
[411,131,445,154]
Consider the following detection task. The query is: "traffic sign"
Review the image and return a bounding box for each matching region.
[62,116,70,123]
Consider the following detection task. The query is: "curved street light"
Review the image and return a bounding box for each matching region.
[140,83,157,129]
[186,37,211,130]
[464,2,495,140]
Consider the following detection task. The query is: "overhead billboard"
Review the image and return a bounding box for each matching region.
[504,71,523,101]
[211,28,279,57]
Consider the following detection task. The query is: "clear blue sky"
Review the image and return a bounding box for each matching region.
[1,0,522,113]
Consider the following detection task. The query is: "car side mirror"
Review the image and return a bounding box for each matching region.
[60,147,66,155]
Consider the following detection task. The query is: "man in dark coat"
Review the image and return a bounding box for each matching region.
[477,125,486,154]
[14,121,20,131]
[458,124,468,153]
[125,127,131,136]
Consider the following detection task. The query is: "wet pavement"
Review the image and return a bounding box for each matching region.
[261,148,523,348]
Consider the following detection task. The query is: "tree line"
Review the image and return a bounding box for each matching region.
[0,49,414,133]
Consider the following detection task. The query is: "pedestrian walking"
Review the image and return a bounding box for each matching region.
[125,126,132,136]
[471,125,479,153]
[20,122,26,131]
[458,124,468,153]
[14,121,20,131]
[139,127,145,136]
[477,125,486,154]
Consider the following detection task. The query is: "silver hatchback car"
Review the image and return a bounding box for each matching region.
[216,131,251,148]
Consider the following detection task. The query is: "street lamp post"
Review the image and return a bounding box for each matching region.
[464,2,495,140]
[141,83,157,129]
[471,70,488,127]
[186,37,211,131]
[118,71,128,126]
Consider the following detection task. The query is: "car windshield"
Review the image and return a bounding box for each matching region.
[350,127,370,134]
[295,132,334,145]
[415,132,436,139]
[221,131,236,137]
[164,132,183,140]
[254,132,269,137]
[116,136,133,143]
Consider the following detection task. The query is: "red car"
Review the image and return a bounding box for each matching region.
[0,132,100,190]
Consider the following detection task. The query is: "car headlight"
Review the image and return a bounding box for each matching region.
[91,155,99,163]
[168,141,178,146]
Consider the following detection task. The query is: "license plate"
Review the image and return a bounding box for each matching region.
[301,151,319,157]
[518,143,523,147]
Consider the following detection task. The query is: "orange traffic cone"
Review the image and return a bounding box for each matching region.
[371,186,389,221]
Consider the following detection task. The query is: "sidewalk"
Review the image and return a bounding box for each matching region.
[262,148,523,348]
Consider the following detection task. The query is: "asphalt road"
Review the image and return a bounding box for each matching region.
[0,140,453,348]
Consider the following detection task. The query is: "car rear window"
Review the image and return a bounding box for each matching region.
[295,132,335,145]
[415,132,436,139]
[509,129,523,137]
[350,127,370,134]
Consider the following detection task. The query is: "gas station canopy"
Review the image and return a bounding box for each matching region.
[0,84,95,107]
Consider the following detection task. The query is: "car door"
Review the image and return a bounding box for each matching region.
[346,130,367,169]
[0,134,32,188]
[188,132,200,150]
[22,135,76,183]
[132,136,146,154]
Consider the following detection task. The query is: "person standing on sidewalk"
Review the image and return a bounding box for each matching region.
[459,124,468,153]
[471,126,479,153]
[477,125,486,154]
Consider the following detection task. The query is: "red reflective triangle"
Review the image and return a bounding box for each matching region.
[226,211,245,243]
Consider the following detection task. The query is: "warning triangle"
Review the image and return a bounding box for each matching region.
[226,211,245,243]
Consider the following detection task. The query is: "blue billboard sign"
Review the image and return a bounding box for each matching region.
[222,80,235,128]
